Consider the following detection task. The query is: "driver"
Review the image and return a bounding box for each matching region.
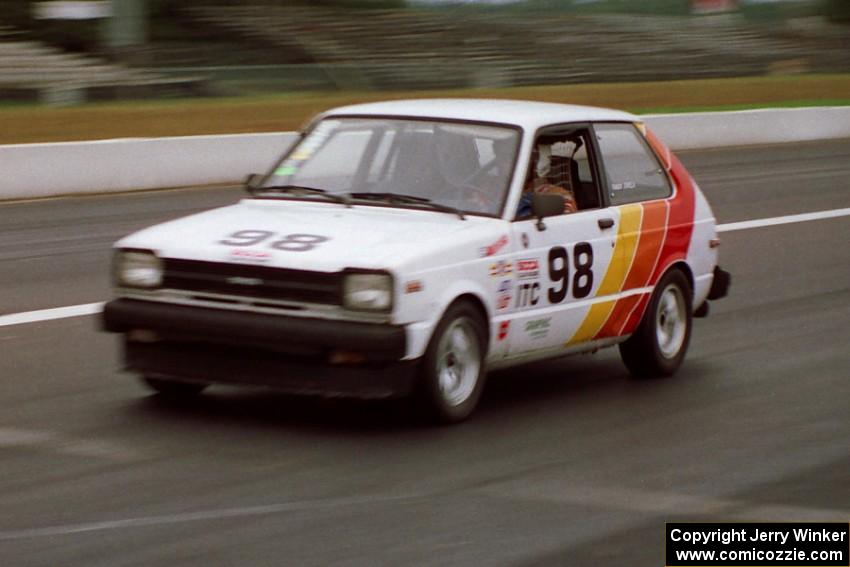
[434,128,511,214]
[516,144,578,218]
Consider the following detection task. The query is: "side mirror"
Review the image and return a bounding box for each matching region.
[531,193,564,231]
[244,173,263,194]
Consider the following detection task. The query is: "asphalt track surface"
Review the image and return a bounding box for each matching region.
[1,140,848,566]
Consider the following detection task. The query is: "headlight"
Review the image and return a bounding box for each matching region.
[343,272,393,312]
[115,250,163,289]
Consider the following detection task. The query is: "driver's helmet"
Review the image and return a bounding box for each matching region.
[535,144,554,180]
[526,144,553,190]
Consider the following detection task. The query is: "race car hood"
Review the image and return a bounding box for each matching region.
[115,198,507,273]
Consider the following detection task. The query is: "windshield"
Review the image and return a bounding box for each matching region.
[261,117,520,216]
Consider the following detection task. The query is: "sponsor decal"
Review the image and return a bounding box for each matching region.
[496,279,513,310]
[272,121,334,176]
[274,165,297,176]
[516,258,540,280]
[515,281,541,308]
[480,235,509,257]
[497,320,510,341]
[229,248,272,263]
[524,317,551,340]
[521,233,530,249]
[489,261,513,278]
[404,280,424,294]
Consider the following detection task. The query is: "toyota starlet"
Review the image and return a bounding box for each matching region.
[102,99,730,423]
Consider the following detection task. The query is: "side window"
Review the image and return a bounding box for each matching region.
[594,123,671,205]
[515,128,600,220]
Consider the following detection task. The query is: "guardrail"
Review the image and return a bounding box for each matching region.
[2,106,849,201]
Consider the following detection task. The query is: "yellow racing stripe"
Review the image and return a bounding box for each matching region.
[567,204,643,344]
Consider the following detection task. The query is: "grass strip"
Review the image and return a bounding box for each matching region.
[2,74,849,144]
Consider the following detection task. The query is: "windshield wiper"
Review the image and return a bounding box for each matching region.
[256,185,351,206]
[349,192,465,220]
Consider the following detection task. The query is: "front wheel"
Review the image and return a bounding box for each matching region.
[416,301,487,424]
[619,269,692,378]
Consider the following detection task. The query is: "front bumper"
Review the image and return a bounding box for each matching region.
[101,299,416,398]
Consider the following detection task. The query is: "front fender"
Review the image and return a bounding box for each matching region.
[402,278,492,360]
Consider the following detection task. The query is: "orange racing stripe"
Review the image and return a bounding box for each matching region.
[593,200,669,339]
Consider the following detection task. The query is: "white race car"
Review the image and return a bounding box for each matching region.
[102,99,729,423]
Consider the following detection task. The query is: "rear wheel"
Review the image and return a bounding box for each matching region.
[416,301,487,424]
[141,376,207,399]
[619,269,692,378]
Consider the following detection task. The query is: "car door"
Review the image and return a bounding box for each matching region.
[506,125,619,355]
[508,208,618,355]
[506,121,678,356]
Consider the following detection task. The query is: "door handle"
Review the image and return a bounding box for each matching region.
[598,218,615,229]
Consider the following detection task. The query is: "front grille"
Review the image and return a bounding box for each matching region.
[161,259,342,305]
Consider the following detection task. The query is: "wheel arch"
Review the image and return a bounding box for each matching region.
[666,261,694,298]
[415,291,491,423]
[620,260,695,338]
[444,293,491,350]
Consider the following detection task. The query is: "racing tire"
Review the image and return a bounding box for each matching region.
[415,301,488,424]
[619,269,692,379]
[141,375,208,399]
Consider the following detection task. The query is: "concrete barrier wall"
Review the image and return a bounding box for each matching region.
[645,107,850,150]
[2,107,849,201]
[0,133,298,200]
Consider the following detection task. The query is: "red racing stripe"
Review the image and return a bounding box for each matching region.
[646,140,696,283]
[623,201,669,289]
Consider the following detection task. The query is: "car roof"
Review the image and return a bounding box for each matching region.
[320,98,638,130]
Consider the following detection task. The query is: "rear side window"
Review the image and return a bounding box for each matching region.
[594,123,671,205]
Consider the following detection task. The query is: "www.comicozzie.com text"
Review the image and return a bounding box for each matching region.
[670,527,847,546]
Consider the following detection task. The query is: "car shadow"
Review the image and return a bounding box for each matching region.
[125,350,710,434]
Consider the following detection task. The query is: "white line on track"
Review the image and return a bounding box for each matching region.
[0,302,103,327]
[717,206,850,233]
[1,207,848,328]
[0,477,845,542]
[0,493,417,542]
